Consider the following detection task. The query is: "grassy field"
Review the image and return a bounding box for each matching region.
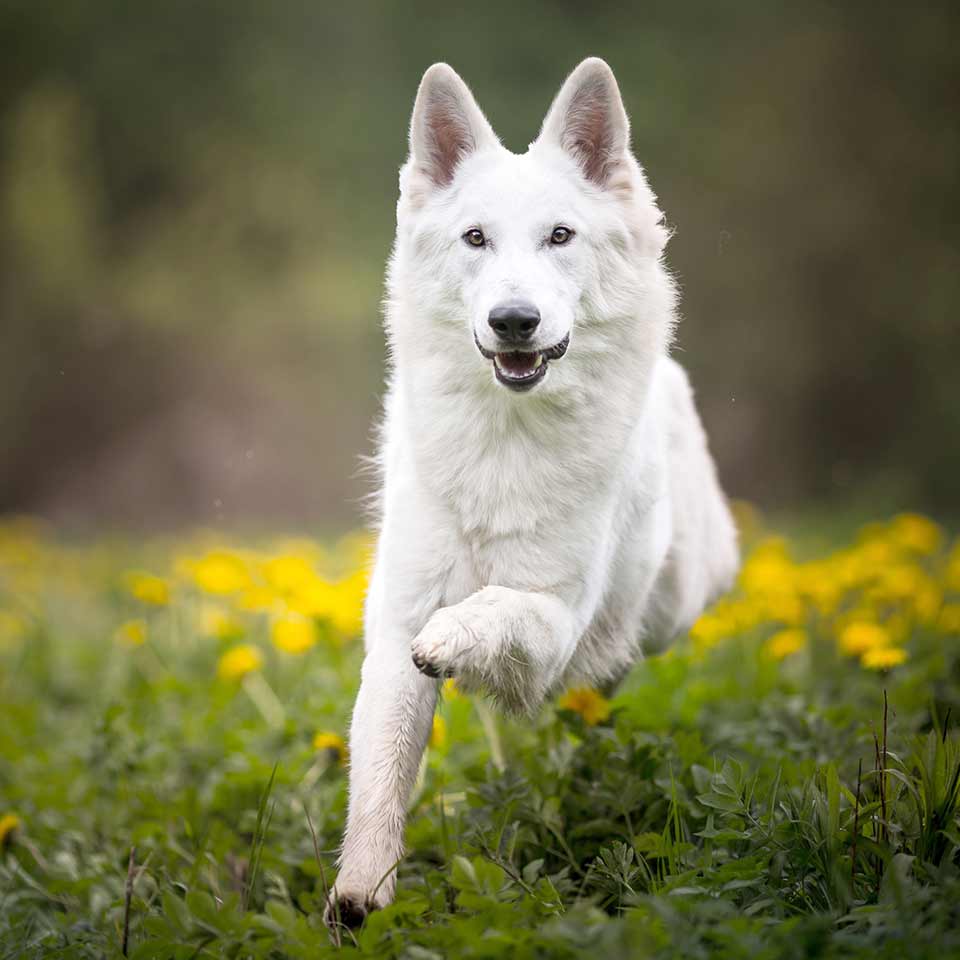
[1,510,959,958]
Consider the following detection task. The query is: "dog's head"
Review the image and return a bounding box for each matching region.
[391,58,671,394]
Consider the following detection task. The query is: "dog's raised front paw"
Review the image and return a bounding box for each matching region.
[411,648,447,678]
[410,606,479,679]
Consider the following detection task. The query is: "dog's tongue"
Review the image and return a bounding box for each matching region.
[496,351,540,374]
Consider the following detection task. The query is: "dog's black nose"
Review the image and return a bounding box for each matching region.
[488,301,540,343]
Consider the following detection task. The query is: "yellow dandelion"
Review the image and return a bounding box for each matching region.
[689,613,728,650]
[321,571,367,639]
[838,621,890,656]
[313,731,347,765]
[271,614,317,654]
[937,604,960,635]
[114,618,147,647]
[763,628,807,660]
[0,813,20,849]
[870,564,933,603]
[261,554,316,595]
[124,571,170,606]
[798,562,845,615]
[288,577,337,618]
[912,582,943,626]
[861,646,908,671]
[558,687,611,726]
[739,538,797,597]
[889,513,942,556]
[761,592,806,626]
[236,586,277,613]
[430,714,447,749]
[944,544,960,592]
[185,550,252,595]
[442,677,463,700]
[217,643,263,680]
[289,571,365,641]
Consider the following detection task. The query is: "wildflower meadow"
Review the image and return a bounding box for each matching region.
[1,510,960,957]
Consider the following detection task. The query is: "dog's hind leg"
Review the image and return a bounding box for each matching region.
[325,641,437,931]
[410,585,578,713]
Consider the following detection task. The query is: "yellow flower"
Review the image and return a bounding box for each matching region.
[869,564,937,607]
[838,622,890,656]
[888,513,942,555]
[329,570,367,637]
[0,813,20,848]
[271,614,317,654]
[115,618,147,647]
[763,628,807,660]
[761,592,806,626]
[861,646,908,671]
[944,543,960,592]
[236,586,277,613]
[289,577,337,617]
[185,550,252,595]
[313,731,347,765]
[689,613,728,650]
[289,571,366,641]
[739,538,796,597]
[430,714,447,749]
[124,571,170,606]
[937,604,960,635]
[913,583,943,625]
[442,677,463,700]
[262,554,316,595]
[197,604,244,640]
[558,687,611,725]
[217,643,263,680]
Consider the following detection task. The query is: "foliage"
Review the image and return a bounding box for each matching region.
[1,511,960,957]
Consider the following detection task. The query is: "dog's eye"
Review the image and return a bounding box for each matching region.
[463,228,486,248]
[550,226,574,245]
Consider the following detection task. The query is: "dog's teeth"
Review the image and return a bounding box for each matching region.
[493,353,544,379]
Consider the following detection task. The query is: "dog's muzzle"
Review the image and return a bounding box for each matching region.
[474,333,570,391]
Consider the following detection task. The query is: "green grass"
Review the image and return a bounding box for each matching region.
[1,518,959,958]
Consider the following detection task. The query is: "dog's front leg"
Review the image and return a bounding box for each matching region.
[325,640,437,930]
[411,586,577,711]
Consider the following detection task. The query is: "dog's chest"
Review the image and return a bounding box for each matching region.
[412,396,622,599]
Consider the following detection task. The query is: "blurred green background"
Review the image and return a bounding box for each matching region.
[2,1,957,532]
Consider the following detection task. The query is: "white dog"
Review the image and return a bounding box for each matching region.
[326,57,738,929]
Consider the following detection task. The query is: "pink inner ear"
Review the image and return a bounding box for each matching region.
[564,77,615,185]
[425,92,473,187]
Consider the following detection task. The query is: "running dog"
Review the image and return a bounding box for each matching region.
[326,57,738,929]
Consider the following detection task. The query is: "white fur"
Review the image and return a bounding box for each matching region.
[325,58,738,928]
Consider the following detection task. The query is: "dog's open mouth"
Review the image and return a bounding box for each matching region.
[475,335,570,392]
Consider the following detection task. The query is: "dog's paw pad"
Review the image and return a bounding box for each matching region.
[412,650,444,678]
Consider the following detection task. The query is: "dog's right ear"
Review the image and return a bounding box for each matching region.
[407,64,498,190]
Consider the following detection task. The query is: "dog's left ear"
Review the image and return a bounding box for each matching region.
[537,58,630,189]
